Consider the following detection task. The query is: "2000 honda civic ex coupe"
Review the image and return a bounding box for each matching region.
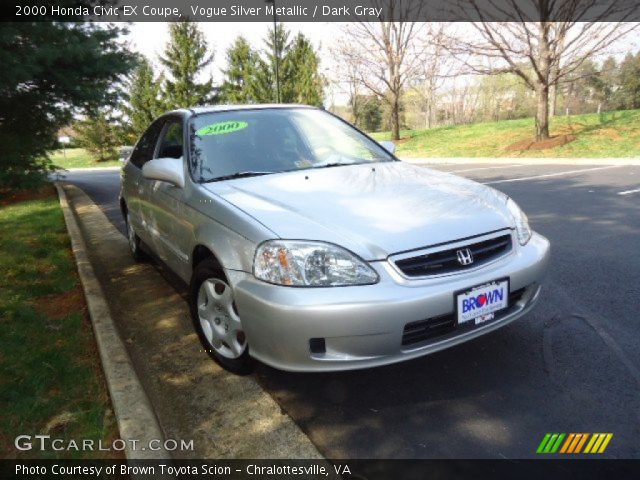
[120,105,550,373]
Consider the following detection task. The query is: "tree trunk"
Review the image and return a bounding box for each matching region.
[391,94,400,141]
[535,84,550,140]
[536,21,552,140]
[549,83,557,117]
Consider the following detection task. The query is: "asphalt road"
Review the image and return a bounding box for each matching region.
[60,163,640,459]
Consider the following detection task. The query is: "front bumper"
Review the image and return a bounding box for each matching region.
[230,232,550,372]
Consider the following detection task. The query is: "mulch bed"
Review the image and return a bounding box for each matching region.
[506,134,576,152]
[0,184,56,207]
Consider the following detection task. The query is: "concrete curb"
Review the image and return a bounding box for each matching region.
[55,183,171,461]
[59,166,121,173]
[400,157,640,166]
[58,183,325,460]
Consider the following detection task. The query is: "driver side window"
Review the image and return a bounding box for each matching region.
[129,119,163,169]
[156,119,184,160]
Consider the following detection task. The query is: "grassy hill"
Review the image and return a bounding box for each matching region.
[371,109,640,158]
[49,148,121,169]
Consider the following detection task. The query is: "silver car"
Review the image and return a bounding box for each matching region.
[120,105,550,373]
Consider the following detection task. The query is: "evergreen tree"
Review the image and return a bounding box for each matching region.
[600,56,618,110]
[160,21,214,109]
[248,56,275,103]
[284,33,324,106]
[74,110,120,162]
[122,58,164,141]
[353,95,383,132]
[251,24,291,103]
[220,37,258,103]
[251,25,324,106]
[0,22,135,188]
[615,52,640,110]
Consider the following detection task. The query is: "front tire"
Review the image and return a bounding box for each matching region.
[189,258,253,375]
[125,211,146,262]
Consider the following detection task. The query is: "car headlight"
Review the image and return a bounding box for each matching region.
[506,198,532,246]
[254,240,379,287]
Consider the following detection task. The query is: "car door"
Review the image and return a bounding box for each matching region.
[144,115,189,273]
[122,118,164,246]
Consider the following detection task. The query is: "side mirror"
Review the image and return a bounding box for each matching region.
[142,158,185,188]
[379,141,396,155]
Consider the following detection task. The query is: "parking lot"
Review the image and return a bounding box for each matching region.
[62,162,640,459]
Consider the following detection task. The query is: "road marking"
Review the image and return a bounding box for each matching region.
[449,164,527,173]
[618,188,640,196]
[483,165,624,185]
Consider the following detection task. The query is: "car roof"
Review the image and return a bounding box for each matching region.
[170,104,319,116]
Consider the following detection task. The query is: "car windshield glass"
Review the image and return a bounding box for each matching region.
[188,108,394,182]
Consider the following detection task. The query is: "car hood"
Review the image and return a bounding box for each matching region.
[203,162,514,260]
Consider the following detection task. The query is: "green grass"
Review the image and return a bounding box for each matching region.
[371,109,640,158]
[49,148,121,169]
[0,188,118,459]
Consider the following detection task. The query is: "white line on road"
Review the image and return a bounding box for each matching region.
[482,165,624,185]
[449,164,527,173]
[618,188,640,196]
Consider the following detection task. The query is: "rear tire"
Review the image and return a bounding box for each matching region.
[189,258,253,375]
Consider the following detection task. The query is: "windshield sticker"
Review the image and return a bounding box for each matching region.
[196,121,248,136]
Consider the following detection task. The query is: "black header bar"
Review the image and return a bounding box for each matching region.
[4,0,640,22]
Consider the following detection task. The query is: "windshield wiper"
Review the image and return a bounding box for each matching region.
[311,161,367,170]
[204,171,273,182]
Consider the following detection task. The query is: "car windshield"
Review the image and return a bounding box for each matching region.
[188,108,395,182]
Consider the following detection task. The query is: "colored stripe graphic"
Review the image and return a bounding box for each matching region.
[560,433,575,453]
[550,433,565,453]
[584,434,599,453]
[584,433,614,454]
[538,433,613,454]
[568,433,583,453]
[574,433,588,453]
[537,433,565,453]
[536,433,552,453]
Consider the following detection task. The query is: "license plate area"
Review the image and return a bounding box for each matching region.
[455,278,510,327]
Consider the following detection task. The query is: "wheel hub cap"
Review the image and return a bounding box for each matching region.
[197,278,246,359]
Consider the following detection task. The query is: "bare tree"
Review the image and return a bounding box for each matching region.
[327,43,362,123]
[335,1,425,140]
[407,24,456,129]
[446,1,638,140]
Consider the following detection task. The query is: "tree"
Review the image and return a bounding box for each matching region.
[160,20,214,109]
[249,24,290,103]
[560,59,607,115]
[446,1,638,140]
[0,22,135,188]
[328,43,361,122]
[122,58,164,141]
[335,1,425,140]
[615,52,640,110]
[600,56,619,111]
[407,25,454,129]
[250,25,324,106]
[74,111,120,162]
[220,36,258,103]
[283,33,324,106]
[353,95,383,132]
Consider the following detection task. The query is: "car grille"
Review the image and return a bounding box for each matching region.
[394,233,512,277]
[401,287,526,346]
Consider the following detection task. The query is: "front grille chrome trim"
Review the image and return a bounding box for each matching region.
[389,229,514,280]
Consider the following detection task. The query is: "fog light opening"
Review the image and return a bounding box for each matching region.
[309,338,326,355]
